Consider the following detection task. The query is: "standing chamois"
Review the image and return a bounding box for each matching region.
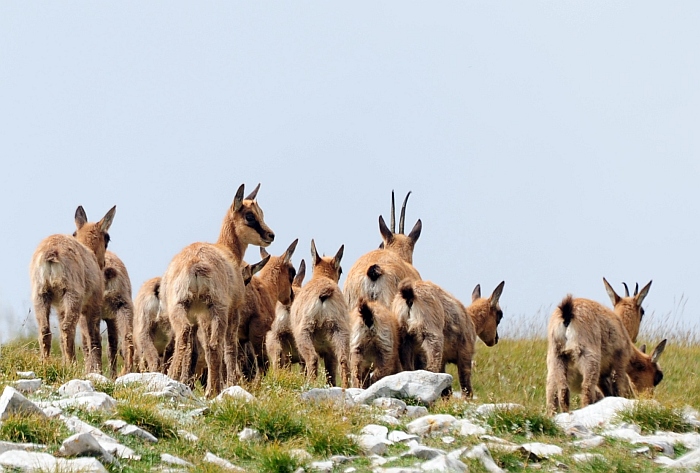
[546,294,666,415]
[234,239,298,380]
[266,259,306,370]
[160,184,274,397]
[291,241,350,387]
[29,205,116,373]
[344,191,421,311]
[99,251,135,376]
[349,298,400,388]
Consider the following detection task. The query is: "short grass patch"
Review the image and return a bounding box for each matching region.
[0,413,69,446]
[617,401,694,434]
[115,394,179,439]
[483,405,561,437]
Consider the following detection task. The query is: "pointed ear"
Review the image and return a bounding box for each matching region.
[471,284,481,302]
[251,255,270,276]
[241,265,253,285]
[245,183,261,201]
[635,280,652,307]
[408,219,422,244]
[232,184,245,212]
[378,215,393,244]
[284,239,299,264]
[75,206,88,230]
[260,247,270,259]
[490,281,505,308]
[639,344,647,354]
[98,206,116,233]
[333,244,344,267]
[603,277,621,306]
[311,239,321,266]
[294,259,306,286]
[651,339,667,363]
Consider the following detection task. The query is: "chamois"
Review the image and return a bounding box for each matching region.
[546,294,667,415]
[344,191,421,310]
[467,282,506,347]
[266,259,306,370]
[603,278,652,342]
[160,184,274,397]
[29,205,116,373]
[291,241,350,388]
[233,239,297,380]
[349,298,400,388]
[133,277,173,373]
[99,251,135,376]
[393,279,479,396]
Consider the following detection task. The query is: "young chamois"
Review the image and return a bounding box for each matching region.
[349,298,400,388]
[266,259,306,370]
[291,241,350,388]
[603,278,652,342]
[160,184,275,397]
[546,294,667,415]
[29,206,116,373]
[233,239,298,380]
[344,192,422,310]
[467,282,506,347]
[393,279,481,396]
[99,251,135,376]
[133,277,174,373]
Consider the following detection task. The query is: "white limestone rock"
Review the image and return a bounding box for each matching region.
[13,379,42,394]
[102,420,128,432]
[455,419,487,437]
[373,397,407,416]
[519,442,563,460]
[0,450,107,472]
[16,372,36,379]
[406,414,457,437]
[54,392,116,413]
[238,428,261,442]
[353,370,453,405]
[348,434,392,455]
[115,372,194,402]
[62,415,140,460]
[388,431,419,444]
[301,387,355,405]
[554,396,635,430]
[476,403,524,416]
[0,441,45,455]
[0,387,46,420]
[420,454,467,472]
[376,414,402,425]
[401,442,446,460]
[572,435,604,449]
[59,380,95,397]
[405,405,429,419]
[177,430,199,442]
[214,386,255,403]
[203,452,245,471]
[462,444,505,473]
[310,460,334,472]
[160,453,193,467]
[57,432,116,465]
[361,424,389,439]
[120,424,158,443]
[572,453,606,463]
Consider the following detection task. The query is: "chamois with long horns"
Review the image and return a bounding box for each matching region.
[160,184,274,397]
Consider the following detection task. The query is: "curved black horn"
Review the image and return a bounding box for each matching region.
[634,282,639,296]
[390,191,396,233]
[622,282,630,297]
[399,191,412,234]
[245,183,261,201]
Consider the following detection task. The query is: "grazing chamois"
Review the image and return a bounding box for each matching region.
[266,259,306,370]
[99,251,135,376]
[467,282,506,347]
[393,279,480,396]
[349,298,400,388]
[133,277,173,373]
[603,278,652,342]
[344,191,422,310]
[160,184,275,397]
[291,241,350,387]
[546,294,667,415]
[233,239,297,380]
[29,206,116,373]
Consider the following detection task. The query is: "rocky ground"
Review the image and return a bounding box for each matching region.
[0,370,698,472]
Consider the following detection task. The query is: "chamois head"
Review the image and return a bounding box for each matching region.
[73,205,116,270]
[469,281,505,347]
[377,191,422,264]
[260,239,299,306]
[310,239,344,282]
[603,278,652,342]
[628,339,667,395]
[222,183,275,251]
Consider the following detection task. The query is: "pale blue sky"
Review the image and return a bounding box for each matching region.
[1,2,698,342]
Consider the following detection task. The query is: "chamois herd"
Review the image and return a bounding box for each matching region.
[28,184,668,413]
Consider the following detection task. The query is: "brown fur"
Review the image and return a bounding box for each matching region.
[349,299,400,388]
[29,206,116,373]
[133,277,174,373]
[98,251,135,377]
[235,240,298,380]
[344,192,422,311]
[291,241,350,387]
[266,259,306,370]
[161,184,274,397]
[603,278,652,342]
[546,295,666,415]
[467,282,505,347]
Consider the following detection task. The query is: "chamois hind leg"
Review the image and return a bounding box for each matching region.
[168,303,194,383]
[265,331,283,371]
[612,354,633,399]
[33,292,53,360]
[105,318,119,378]
[116,305,135,374]
[294,329,319,383]
[546,350,569,415]
[60,295,83,365]
[330,329,350,389]
[139,328,161,372]
[456,343,474,398]
[224,308,240,386]
[422,334,444,373]
[201,305,227,397]
[578,354,601,407]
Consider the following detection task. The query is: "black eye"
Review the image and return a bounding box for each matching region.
[72,231,77,237]
[289,268,296,283]
[339,267,343,277]
[104,233,111,248]
[640,307,645,319]
[245,213,255,223]
[497,310,503,323]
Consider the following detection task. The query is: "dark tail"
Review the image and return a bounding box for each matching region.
[319,287,334,303]
[559,295,575,327]
[398,279,415,308]
[153,281,161,299]
[104,267,118,281]
[367,264,383,282]
[358,299,374,328]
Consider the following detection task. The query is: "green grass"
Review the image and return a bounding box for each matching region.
[482,405,562,437]
[617,401,694,434]
[0,413,69,446]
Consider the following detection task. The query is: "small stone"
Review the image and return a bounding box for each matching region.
[0,440,45,455]
[405,405,429,419]
[361,424,389,439]
[160,453,193,467]
[59,380,95,397]
[565,422,592,439]
[16,371,36,379]
[290,449,313,462]
[203,452,245,471]
[353,370,453,405]
[330,454,354,464]
[573,436,604,449]
[13,379,42,394]
[177,430,199,442]
[310,460,334,472]
[376,414,401,425]
[456,420,487,437]
[0,386,46,420]
[344,468,357,473]
[57,392,116,413]
[120,425,158,443]
[475,403,524,416]
[349,434,391,455]
[214,386,255,403]
[103,420,128,432]
[0,449,107,472]
[633,446,650,455]
[442,436,455,444]
[57,432,116,465]
[401,441,446,460]
[406,414,457,437]
[238,428,260,441]
[373,397,407,416]
[420,454,467,472]
[520,442,563,460]
[116,373,194,402]
[85,373,111,385]
[42,406,63,418]
[572,453,606,463]
[388,431,419,443]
